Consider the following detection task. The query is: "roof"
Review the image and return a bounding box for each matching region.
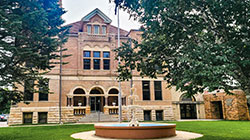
[81,8,112,24]
[66,8,129,36]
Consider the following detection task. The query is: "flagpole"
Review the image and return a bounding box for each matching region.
[117,5,122,123]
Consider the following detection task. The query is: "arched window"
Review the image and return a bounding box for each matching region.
[90,87,104,94]
[108,88,119,94]
[180,94,196,102]
[73,88,85,94]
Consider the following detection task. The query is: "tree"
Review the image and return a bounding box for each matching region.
[0,0,68,112]
[113,0,250,98]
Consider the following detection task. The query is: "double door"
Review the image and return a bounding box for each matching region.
[180,104,197,119]
[90,96,104,112]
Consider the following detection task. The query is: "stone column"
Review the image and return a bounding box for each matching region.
[33,112,38,124]
[86,96,90,106]
[105,96,108,106]
[152,110,156,121]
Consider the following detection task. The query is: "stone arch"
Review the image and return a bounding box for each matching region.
[180,94,196,102]
[107,87,119,94]
[73,88,85,94]
[89,86,105,94]
[89,85,106,93]
[69,86,88,95]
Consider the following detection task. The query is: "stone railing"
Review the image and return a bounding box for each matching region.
[73,107,86,116]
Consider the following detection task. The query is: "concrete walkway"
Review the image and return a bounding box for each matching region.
[71,130,203,140]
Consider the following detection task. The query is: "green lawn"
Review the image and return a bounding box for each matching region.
[169,121,250,140]
[0,121,250,140]
[0,124,94,140]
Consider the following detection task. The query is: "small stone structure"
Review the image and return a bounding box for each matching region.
[204,90,250,120]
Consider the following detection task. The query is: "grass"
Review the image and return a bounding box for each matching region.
[0,124,94,140]
[168,121,250,140]
[0,121,250,140]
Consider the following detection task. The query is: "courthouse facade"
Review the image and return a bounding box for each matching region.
[8,8,207,125]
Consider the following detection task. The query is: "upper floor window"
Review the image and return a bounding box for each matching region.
[154,81,162,100]
[142,81,150,100]
[93,51,100,57]
[94,25,99,34]
[94,59,100,70]
[24,80,34,101]
[103,52,110,58]
[103,59,110,70]
[39,80,49,101]
[83,59,91,69]
[87,25,91,34]
[84,51,91,57]
[102,26,106,34]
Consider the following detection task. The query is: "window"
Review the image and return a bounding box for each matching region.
[23,112,33,124]
[142,81,150,100]
[156,110,163,121]
[87,25,91,34]
[24,80,34,101]
[103,52,110,58]
[144,110,151,121]
[94,59,100,70]
[103,59,110,70]
[73,96,86,106]
[73,88,85,94]
[83,59,91,69]
[108,89,119,94]
[38,112,47,124]
[102,26,106,34]
[84,51,91,57]
[154,81,162,100]
[39,80,49,101]
[94,25,99,34]
[93,51,100,57]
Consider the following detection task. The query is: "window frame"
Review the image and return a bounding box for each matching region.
[103,51,110,58]
[154,81,162,100]
[93,59,100,70]
[87,25,91,34]
[83,51,91,57]
[103,59,110,70]
[94,25,99,34]
[83,59,91,70]
[93,51,100,58]
[142,81,150,100]
[24,80,34,101]
[102,26,107,34]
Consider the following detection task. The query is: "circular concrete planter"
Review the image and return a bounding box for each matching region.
[95,124,176,139]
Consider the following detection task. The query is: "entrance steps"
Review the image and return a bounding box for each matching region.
[78,112,118,123]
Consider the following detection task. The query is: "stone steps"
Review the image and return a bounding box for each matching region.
[78,112,118,123]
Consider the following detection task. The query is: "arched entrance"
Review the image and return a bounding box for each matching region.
[180,94,197,119]
[90,87,105,112]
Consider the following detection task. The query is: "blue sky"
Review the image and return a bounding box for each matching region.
[61,0,141,31]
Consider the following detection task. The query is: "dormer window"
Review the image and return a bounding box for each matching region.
[94,25,99,34]
[102,26,106,35]
[87,25,91,34]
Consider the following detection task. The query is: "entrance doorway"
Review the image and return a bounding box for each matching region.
[212,101,223,119]
[90,96,105,112]
[180,104,197,119]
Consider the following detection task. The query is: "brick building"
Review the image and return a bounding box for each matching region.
[8,8,206,125]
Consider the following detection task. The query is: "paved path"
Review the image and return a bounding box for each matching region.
[0,121,8,127]
[71,130,203,140]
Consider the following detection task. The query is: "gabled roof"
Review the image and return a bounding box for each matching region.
[81,8,112,24]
